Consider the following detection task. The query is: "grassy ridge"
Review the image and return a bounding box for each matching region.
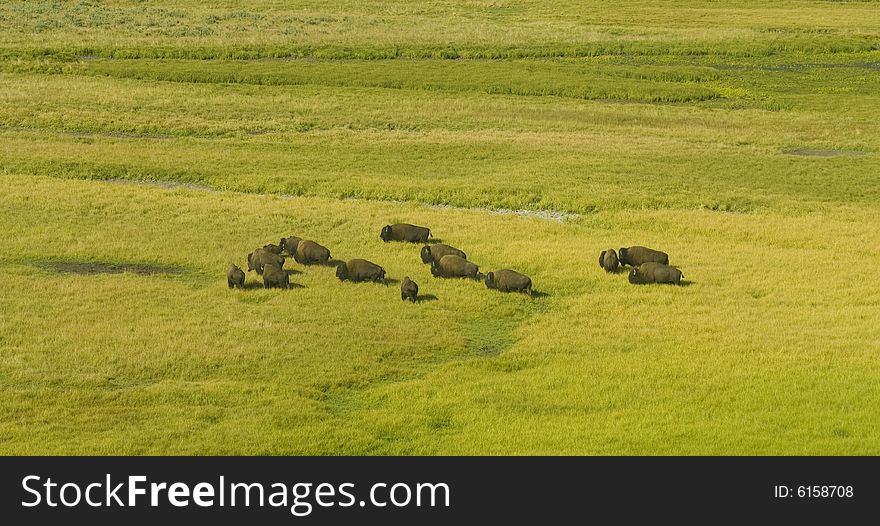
[2,1,878,58]
[1,0,879,454]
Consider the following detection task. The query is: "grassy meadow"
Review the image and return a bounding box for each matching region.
[1,1,879,454]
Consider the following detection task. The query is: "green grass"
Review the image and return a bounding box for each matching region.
[1,0,879,455]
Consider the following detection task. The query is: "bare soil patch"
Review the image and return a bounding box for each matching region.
[33,260,185,276]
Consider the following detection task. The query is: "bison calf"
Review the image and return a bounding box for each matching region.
[431,254,480,279]
[262,263,290,289]
[227,264,245,289]
[618,246,669,267]
[380,223,431,243]
[485,269,532,295]
[599,249,620,273]
[628,262,683,286]
[401,276,419,302]
[336,259,386,284]
[420,243,466,265]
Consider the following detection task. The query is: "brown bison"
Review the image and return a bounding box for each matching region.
[431,254,480,279]
[420,243,466,264]
[262,263,290,289]
[336,259,386,284]
[401,276,419,302]
[628,262,683,286]
[380,223,431,243]
[279,236,302,255]
[227,264,245,289]
[485,269,532,295]
[294,240,331,265]
[599,249,619,273]
[618,246,669,267]
[247,248,285,275]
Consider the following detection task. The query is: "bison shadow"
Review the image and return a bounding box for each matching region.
[327,259,346,267]
[529,290,551,298]
[240,280,305,290]
[416,293,439,302]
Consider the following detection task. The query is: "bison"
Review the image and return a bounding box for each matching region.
[336,259,386,284]
[227,264,245,289]
[431,254,480,279]
[628,262,683,286]
[599,249,620,273]
[400,276,419,302]
[279,236,302,255]
[262,263,290,289]
[618,246,669,267]
[247,248,285,275]
[485,269,532,295]
[294,240,331,265]
[420,243,466,265]
[380,223,431,243]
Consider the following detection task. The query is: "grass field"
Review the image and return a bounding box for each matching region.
[1,1,879,455]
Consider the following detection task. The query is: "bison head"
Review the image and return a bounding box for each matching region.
[485,272,495,289]
[628,267,642,284]
[335,263,348,281]
[430,261,441,277]
[380,225,392,242]
[420,245,433,264]
[281,237,301,254]
[246,252,254,272]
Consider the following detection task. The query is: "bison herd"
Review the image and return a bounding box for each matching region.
[228,223,685,300]
[227,223,532,301]
[599,246,684,286]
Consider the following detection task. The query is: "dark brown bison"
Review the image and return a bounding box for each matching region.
[262,263,290,289]
[599,249,619,273]
[262,243,283,255]
[336,259,386,284]
[380,223,431,243]
[400,276,419,302]
[628,262,683,286]
[247,248,285,275]
[294,240,331,265]
[618,246,669,267]
[279,236,302,255]
[485,269,532,295]
[431,254,480,279]
[227,264,245,289]
[420,243,466,264]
